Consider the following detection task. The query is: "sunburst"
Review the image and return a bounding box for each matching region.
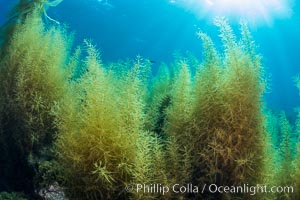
[170,0,293,25]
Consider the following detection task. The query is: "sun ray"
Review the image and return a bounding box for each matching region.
[170,0,293,25]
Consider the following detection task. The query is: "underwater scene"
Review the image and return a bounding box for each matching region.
[0,0,300,199]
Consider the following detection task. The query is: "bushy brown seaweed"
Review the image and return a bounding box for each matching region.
[0,7,299,200]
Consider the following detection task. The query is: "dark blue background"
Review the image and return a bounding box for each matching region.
[1,0,300,119]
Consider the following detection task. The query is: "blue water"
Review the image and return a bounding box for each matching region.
[1,0,300,119]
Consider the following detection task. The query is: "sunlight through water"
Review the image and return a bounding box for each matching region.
[170,0,294,25]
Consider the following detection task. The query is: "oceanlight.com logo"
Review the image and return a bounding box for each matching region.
[206,184,294,196]
[124,183,294,196]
